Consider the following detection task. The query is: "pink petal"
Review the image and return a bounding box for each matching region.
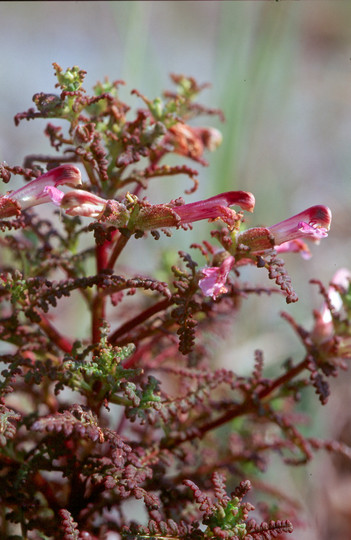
[275,239,312,260]
[44,186,65,206]
[3,164,82,211]
[60,190,107,217]
[297,221,328,240]
[268,205,331,245]
[199,255,235,299]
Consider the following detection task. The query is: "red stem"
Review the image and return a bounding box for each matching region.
[108,298,171,345]
[106,232,130,271]
[96,242,109,274]
[32,471,62,514]
[162,356,310,449]
[92,242,109,343]
[35,310,73,354]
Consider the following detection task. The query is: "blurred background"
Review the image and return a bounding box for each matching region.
[1,2,351,538]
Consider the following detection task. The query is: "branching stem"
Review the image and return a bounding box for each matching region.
[162,356,310,450]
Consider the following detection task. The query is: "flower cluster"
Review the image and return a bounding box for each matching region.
[198,204,331,299]
[0,165,331,304]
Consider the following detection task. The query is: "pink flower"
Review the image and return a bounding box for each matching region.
[199,255,235,299]
[312,269,351,361]
[275,239,312,260]
[45,188,107,217]
[0,165,82,218]
[175,191,255,224]
[268,205,332,245]
[53,190,255,231]
[130,190,255,230]
[43,186,65,207]
[237,205,332,255]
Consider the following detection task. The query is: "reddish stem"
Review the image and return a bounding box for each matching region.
[162,356,310,450]
[96,242,109,274]
[257,357,310,401]
[92,242,109,343]
[32,471,61,514]
[108,298,171,346]
[92,231,133,342]
[106,231,130,270]
[92,295,105,344]
[35,310,73,354]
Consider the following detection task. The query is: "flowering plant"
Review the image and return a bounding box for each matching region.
[0,64,349,539]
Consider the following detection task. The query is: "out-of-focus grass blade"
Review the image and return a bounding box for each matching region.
[212,3,298,204]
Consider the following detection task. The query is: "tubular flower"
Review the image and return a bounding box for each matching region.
[45,188,107,218]
[199,255,235,299]
[268,205,332,245]
[0,165,82,218]
[237,205,332,255]
[122,190,254,231]
[173,191,255,225]
[53,190,255,231]
[312,268,351,361]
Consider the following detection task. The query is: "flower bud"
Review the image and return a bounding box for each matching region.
[165,123,222,162]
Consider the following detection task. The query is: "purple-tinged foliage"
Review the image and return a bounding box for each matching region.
[0,64,348,539]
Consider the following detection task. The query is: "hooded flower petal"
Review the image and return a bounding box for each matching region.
[199,255,235,299]
[268,205,332,245]
[60,190,107,217]
[176,191,255,221]
[0,164,82,217]
[99,191,255,232]
[237,205,331,256]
